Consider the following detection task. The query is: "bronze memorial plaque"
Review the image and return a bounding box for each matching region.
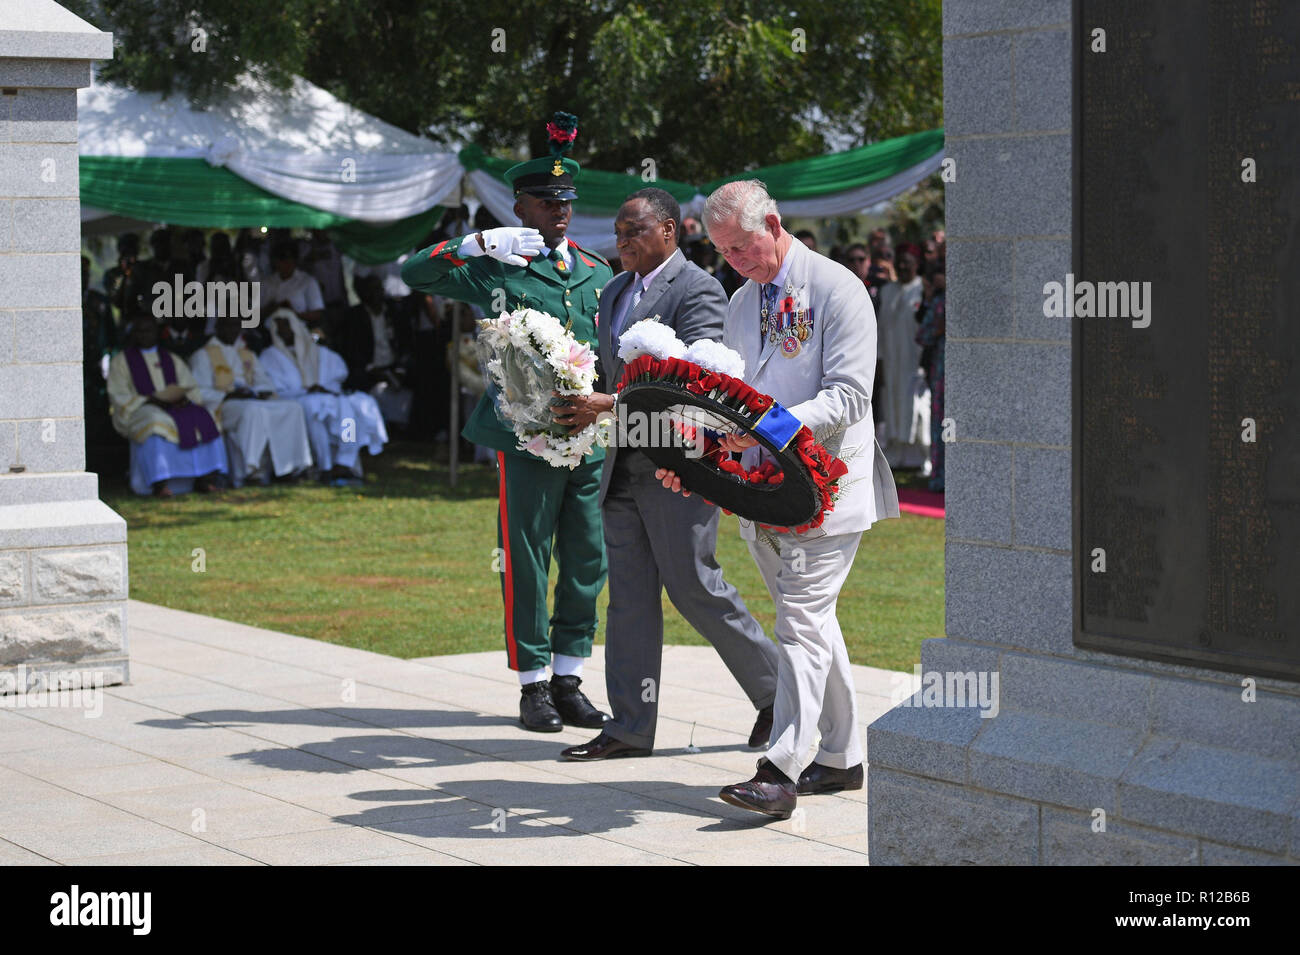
[1074,0,1300,679]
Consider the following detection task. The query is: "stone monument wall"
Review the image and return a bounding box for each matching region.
[867,0,1300,865]
[0,2,126,693]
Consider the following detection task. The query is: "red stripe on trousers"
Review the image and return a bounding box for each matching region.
[497,451,518,669]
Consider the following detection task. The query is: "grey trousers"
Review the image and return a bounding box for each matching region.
[747,529,865,782]
[601,452,779,749]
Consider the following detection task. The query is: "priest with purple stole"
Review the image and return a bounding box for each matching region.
[107,315,228,497]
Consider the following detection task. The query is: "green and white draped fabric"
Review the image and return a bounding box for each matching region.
[77,73,944,263]
[78,75,461,263]
[703,129,946,218]
[463,130,945,255]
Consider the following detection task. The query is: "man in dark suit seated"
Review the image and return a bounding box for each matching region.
[553,187,779,761]
[338,274,413,424]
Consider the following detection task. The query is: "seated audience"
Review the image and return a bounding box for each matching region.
[260,310,388,485]
[106,316,228,497]
[344,275,413,383]
[189,314,314,486]
[339,274,414,428]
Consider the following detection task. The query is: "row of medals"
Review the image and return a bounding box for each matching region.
[761,286,811,356]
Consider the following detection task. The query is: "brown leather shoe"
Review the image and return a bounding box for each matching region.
[796,761,864,795]
[560,731,651,761]
[719,759,796,819]
[747,704,773,749]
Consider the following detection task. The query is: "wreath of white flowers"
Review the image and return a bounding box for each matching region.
[476,307,605,469]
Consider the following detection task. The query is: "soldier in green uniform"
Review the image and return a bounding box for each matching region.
[401,113,614,733]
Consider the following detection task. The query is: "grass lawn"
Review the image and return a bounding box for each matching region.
[101,441,944,671]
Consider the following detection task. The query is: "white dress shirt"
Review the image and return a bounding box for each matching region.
[612,249,679,343]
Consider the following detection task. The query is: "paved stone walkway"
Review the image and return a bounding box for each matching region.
[0,600,911,865]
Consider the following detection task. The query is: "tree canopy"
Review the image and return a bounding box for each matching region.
[65,0,942,185]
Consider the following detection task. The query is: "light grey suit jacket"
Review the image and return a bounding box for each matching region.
[596,248,728,504]
[725,238,900,537]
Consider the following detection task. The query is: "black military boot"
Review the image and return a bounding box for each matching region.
[519,680,563,732]
[549,674,610,729]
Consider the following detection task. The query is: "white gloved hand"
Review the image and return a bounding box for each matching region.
[476,227,546,267]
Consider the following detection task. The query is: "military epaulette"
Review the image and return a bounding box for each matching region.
[567,239,609,270]
[426,237,468,267]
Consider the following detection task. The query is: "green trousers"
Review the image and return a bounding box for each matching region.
[494,450,607,672]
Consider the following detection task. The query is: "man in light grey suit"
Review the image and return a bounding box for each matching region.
[659,180,900,818]
[554,188,779,761]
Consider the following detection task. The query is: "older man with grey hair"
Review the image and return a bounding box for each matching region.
[659,179,899,819]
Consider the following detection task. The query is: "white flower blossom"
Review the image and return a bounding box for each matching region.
[683,338,746,379]
[617,319,687,363]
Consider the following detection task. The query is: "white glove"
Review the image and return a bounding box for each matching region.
[471,227,546,267]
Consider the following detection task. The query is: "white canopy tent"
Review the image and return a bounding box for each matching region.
[78,73,463,225]
[78,73,944,261]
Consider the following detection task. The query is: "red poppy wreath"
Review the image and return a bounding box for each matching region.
[613,320,848,533]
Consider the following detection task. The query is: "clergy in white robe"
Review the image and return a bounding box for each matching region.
[876,249,929,468]
[188,315,313,486]
[259,309,387,481]
[106,316,228,497]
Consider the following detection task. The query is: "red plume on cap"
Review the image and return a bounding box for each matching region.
[547,112,579,156]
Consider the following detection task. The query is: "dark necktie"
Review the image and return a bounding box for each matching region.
[760,282,778,348]
[613,279,642,341]
[549,248,568,275]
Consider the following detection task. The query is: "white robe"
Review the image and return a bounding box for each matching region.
[260,343,387,474]
[189,338,313,483]
[877,276,929,463]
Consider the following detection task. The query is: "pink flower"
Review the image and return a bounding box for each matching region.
[523,434,549,456]
[566,342,595,374]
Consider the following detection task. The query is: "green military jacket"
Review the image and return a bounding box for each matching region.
[401,233,613,460]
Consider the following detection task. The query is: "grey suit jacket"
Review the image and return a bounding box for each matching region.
[596,248,728,504]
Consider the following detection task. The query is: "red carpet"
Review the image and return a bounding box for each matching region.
[897,487,945,518]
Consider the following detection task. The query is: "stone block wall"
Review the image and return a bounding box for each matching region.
[867,0,1300,865]
[0,3,126,692]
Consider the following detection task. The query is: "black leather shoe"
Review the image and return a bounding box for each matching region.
[549,674,610,728]
[519,681,563,733]
[719,759,797,819]
[796,761,864,795]
[560,731,652,761]
[747,704,773,749]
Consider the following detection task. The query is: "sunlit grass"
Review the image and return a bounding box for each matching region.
[104,441,943,671]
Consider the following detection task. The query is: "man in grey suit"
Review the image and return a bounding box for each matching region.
[554,187,779,761]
